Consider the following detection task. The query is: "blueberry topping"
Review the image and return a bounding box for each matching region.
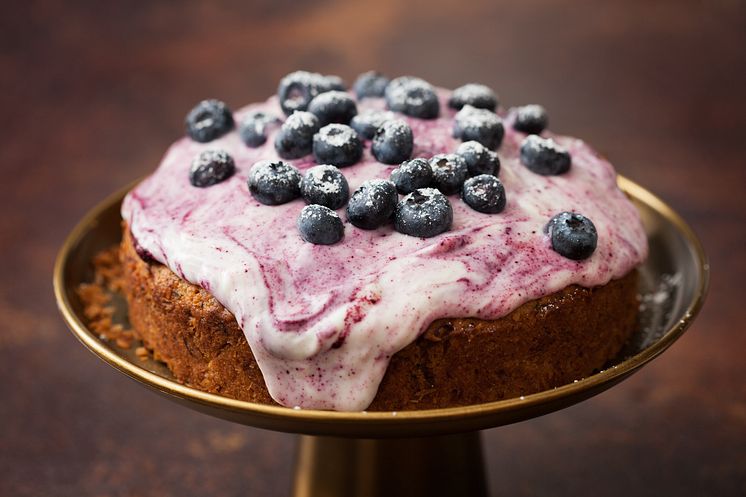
[313,124,363,167]
[239,111,280,147]
[390,158,433,194]
[274,111,320,159]
[248,160,301,205]
[185,99,234,143]
[394,188,453,238]
[453,105,504,150]
[545,212,598,260]
[519,135,571,175]
[448,84,498,111]
[385,76,440,119]
[307,91,358,126]
[429,153,468,195]
[513,104,548,135]
[371,119,414,164]
[297,204,345,245]
[462,175,506,214]
[346,179,398,229]
[350,110,394,140]
[277,71,334,116]
[189,149,235,187]
[353,71,390,99]
[325,75,347,91]
[455,141,500,176]
[300,165,350,210]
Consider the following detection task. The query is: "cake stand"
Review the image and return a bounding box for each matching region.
[54,176,708,497]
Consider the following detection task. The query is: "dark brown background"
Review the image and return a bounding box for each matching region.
[2,1,745,495]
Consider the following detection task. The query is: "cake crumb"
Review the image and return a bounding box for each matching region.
[76,245,136,350]
[135,347,149,361]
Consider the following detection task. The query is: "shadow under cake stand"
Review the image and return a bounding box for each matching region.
[54,176,708,497]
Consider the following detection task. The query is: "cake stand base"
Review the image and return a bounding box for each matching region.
[293,432,487,497]
[55,178,708,497]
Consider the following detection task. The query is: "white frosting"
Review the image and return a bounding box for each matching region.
[122,90,648,411]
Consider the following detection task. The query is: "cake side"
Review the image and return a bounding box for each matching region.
[121,224,638,411]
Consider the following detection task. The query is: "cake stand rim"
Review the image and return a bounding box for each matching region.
[53,175,710,434]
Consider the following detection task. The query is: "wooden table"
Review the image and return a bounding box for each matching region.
[2,1,744,495]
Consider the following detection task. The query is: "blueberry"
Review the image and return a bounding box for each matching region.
[513,104,548,135]
[385,76,440,119]
[394,188,453,238]
[277,71,334,116]
[297,204,345,245]
[453,105,504,150]
[448,84,498,111]
[274,111,320,159]
[350,110,394,140]
[189,149,235,187]
[185,99,234,143]
[545,212,598,260]
[346,179,398,229]
[248,160,301,205]
[325,75,347,91]
[307,91,358,126]
[371,119,414,164]
[429,153,468,195]
[313,124,363,167]
[462,175,506,214]
[353,71,390,99]
[455,141,500,176]
[519,135,571,175]
[390,158,433,194]
[239,110,280,147]
[300,165,350,210]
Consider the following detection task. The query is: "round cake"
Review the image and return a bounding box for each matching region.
[120,71,648,411]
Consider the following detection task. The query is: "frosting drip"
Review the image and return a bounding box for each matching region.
[122,91,648,411]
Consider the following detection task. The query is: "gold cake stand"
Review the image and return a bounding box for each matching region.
[54,176,708,497]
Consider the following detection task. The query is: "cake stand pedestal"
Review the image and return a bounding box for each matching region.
[294,433,486,497]
[54,176,708,497]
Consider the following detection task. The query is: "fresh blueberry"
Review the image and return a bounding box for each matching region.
[390,158,433,194]
[455,141,500,176]
[385,76,440,119]
[462,175,506,214]
[513,104,548,135]
[520,135,571,175]
[545,212,598,260]
[274,111,320,159]
[297,204,345,245]
[448,84,498,111]
[394,188,453,238]
[185,99,234,143]
[350,110,394,140]
[300,165,350,210]
[239,111,280,147]
[307,91,358,126]
[248,160,302,205]
[346,179,398,229]
[325,75,347,91]
[371,119,414,164]
[453,105,504,150]
[313,124,363,167]
[429,153,468,195]
[353,71,390,99]
[277,70,334,116]
[189,149,235,187]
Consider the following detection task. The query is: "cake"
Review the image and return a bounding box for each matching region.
[120,71,648,411]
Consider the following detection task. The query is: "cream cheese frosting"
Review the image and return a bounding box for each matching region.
[122,90,648,411]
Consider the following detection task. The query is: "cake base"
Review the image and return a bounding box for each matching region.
[120,225,638,411]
